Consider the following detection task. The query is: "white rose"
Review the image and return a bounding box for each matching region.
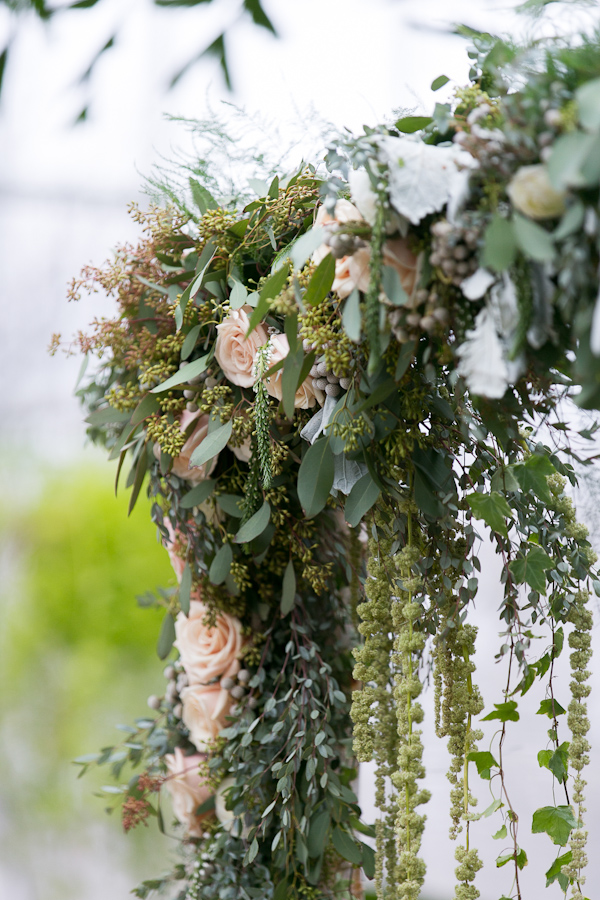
[181,682,232,751]
[164,747,212,837]
[507,164,567,220]
[175,599,243,685]
[214,306,269,387]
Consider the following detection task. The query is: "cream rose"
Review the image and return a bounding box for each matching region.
[329,238,418,302]
[214,776,250,837]
[181,682,232,751]
[264,334,325,409]
[175,599,243,685]
[215,306,269,387]
[507,164,567,220]
[164,747,213,837]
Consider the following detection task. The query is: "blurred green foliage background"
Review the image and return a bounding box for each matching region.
[0,465,175,898]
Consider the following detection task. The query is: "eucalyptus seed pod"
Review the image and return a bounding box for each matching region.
[325,383,341,397]
[147,695,162,710]
[237,669,251,684]
[220,676,236,691]
[230,685,246,700]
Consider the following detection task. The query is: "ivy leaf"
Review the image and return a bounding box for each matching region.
[344,472,381,528]
[510,453,555,503]
[493,824,508,840]
[545,850,573,889]
[234,501,271,543]
[157,612,176,660]
[466,491,512,537]
[536,698,566,718]
[481,700,520,723]
[298,438,335,518]
[509,546,553,595]
[304,253,335,306]
[538,743,570,784]
[280,560,296,616]
[209,543,233,585]
[331,827,362,865]
[467,750,499,780]
[532,805,580,846]
[496,847,528,870]
[189,419,232,468]
[179,562,192,614]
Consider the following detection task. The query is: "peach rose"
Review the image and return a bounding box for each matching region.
[175,599,243,685]
[264,334,325,409]
[328,238,418,302]
[164,747,213,837]
[181,682,232,751]
[215,306,269,388]
[162,519,186,582]
[313,202,366,299]
[170,410,218,486]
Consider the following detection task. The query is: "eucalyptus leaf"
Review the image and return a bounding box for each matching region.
[332,827,362,865]
[181,324,201,360]
[151,355,210,392]
[342,289,361,342]
[513,213,555,263]
[280,560,296,615]
[483,215,517,272]
[209,543,233,585]
[234,500,271,543]
[304,253,335,306]
[180,479,216,508]
[157,612,176,660]
[297,438,335,518]
[344,472,381,528]
[179,562,192,614]
[189,419,232,468]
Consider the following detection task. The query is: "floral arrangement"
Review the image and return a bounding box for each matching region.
[56,25,600,900]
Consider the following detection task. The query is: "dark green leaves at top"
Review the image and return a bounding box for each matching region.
[538,743,569,784]
[297,438,335,518]
[307,809,330,858]
[532,805,580,846]
[234,500,271,543]
[243,0,277,35]
[466,491,512,537]
[509,545,553,595]
[280,560,296,616]
[344,472,381,528]
[482,700,520,723]
[483,215,517,272]
[537,698,566,718]
[545,851,573,890]
[304,253,335,307]
[510,453,555,503]
[395,116,433,133]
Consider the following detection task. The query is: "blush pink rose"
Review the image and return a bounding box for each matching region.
[181,682,232,751]
[162,519,186,582]
[175,599,243,685]
[215,306,269,388]
[164,747,213,837]
[156,410,218,486]
[263,334,324,409]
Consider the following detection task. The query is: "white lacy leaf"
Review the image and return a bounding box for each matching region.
[299,394,339,445]
[332,455,368,495]
[455,307,509,399]
[380,136,477,225]
[489,273,519,338]
[460,268,496,301]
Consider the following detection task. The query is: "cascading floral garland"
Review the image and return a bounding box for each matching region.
[55,25,600,900]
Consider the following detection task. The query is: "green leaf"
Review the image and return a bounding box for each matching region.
[482,700,520,723]
[128,447,148,516]
[536,698,566,718]
[545,850,572,888]
[297,438,335,518]
[381,265,409,306]
[553,200,585,241]
[513,213,555,263]
[307,809,330,858]
[576,77,600,131]
[181,324,201,361]
[243,0,277,34]
[280,560,296,615]
[179,562,192,614]
[548,131,596,189]
[431,74,450,91]
[189,419,232,468]
[304,252,335,306]
[532,805,580,846]
[395,341,415,381]
[247,837,259,864]
[281,346,304,420]
[483,215,517,272]
[209,543,233,585]
[395,115,433,133]
[246,265,290,335]
[466,491,512,537]
[361,842,375,879]
[509,545,553,595]
[85,407,131,426]
[216,494,244,517]
[493,824,508,840]
[496,847,528,870]
[189,177,218,215]
[151,355,210,392]
[289,226,326,270]
[482,798,503,818]
[131,394,161,426]
[548,746,569,784]
[229,279,248,310]
[157,612,176,660]
[344,472,381,528]
[180,479,216,508]
[510,453,555,503]
[234,500,271,543]
[332,827,362,865]
[467,750,499,780]
[342,289,361,342]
